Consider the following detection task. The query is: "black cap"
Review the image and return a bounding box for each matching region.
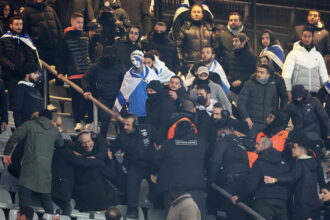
[147,80,163,93]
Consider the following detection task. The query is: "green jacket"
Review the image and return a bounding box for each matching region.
[4,116,64,193]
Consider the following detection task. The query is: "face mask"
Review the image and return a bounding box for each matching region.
[197,96,207,105]
[293,99,304,105]
[131,56,142,68]
[257,78,269,85]
[196,78,208,85]
[153,32,166,42]
[147,93,158,101]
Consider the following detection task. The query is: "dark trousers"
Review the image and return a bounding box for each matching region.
[52,198,72,216]
[19,186,53,214]
[70,79,93,123]
[127,166,153,214]
[99,97,115,138]
[6,77,19,110]
[255,199,287,220]
[163,190,206,220]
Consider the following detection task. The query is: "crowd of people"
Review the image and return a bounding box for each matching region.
[1,0,330,220]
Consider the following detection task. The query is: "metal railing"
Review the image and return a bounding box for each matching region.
[159,0,330,53]
[211,183,266,220]
[41,60,124,133]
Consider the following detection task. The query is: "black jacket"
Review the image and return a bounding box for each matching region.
[208,134,255,184]
[13,81,43,127]
[283,93,330,141]
[227,44,257,94]
[142,32,180,73]
[0,33,37,81]
[113,39,142,70]
[146,86,187,131]
[238,76,279,123]
[235,147,289,200]
[120,0,151,35]
[176,20,215,64]
[111,124,160,170]
[277,157,321,220]
[155,134,207,195]
[0,79,8,123]
[51,141,104,202]
[21,2,62,50]
[82,59,125,99]
[56,30,91,76]
[55,0,95,29]
[72,135,118,211]
[270,72,288,109]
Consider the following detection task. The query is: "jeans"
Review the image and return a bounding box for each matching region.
[19,186,53,214]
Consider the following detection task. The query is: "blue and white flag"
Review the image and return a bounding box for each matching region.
[114,65,159,117]
[260,45,285,70]
[209,60,230,93]
[1,31,41,67]
[153,56,175,84]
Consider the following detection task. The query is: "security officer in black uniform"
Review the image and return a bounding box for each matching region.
[154,120,207,219]
[207,119,256,220]
[110,113,160,219]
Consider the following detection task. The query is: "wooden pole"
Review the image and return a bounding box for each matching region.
[41,60,124,123]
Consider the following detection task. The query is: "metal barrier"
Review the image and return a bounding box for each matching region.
[211,183,266,220]
[160,0,330,53]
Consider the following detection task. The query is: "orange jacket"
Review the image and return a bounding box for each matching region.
[256,130,289,152]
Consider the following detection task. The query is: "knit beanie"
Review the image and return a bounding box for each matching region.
[147,80,163,93]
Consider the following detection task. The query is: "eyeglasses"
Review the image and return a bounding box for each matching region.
[129,31,139,35]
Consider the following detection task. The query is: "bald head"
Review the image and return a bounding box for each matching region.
[256,137,272,153]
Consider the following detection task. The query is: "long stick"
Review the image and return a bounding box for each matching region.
[211,184,266,220]
[40,60,123,123]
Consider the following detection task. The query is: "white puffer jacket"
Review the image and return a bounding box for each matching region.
[283,42,328,92]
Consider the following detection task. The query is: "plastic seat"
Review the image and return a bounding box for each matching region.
[147,208,166,220]
[44,213,71,220]
[206,215,217,220]
[116,205,145,220]
[0,208,5,220]
[9,209,38,220]
[0,188,12,204]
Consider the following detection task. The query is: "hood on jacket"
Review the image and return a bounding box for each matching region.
[35,116,54,130]
[305,21,325,31]
[259,147,284,164]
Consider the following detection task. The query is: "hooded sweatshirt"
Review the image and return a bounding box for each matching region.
[277,156,322,219]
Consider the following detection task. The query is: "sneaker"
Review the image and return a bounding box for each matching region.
[74,123,84,132]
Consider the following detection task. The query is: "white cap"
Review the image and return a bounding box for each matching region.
[196,66,209,76]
